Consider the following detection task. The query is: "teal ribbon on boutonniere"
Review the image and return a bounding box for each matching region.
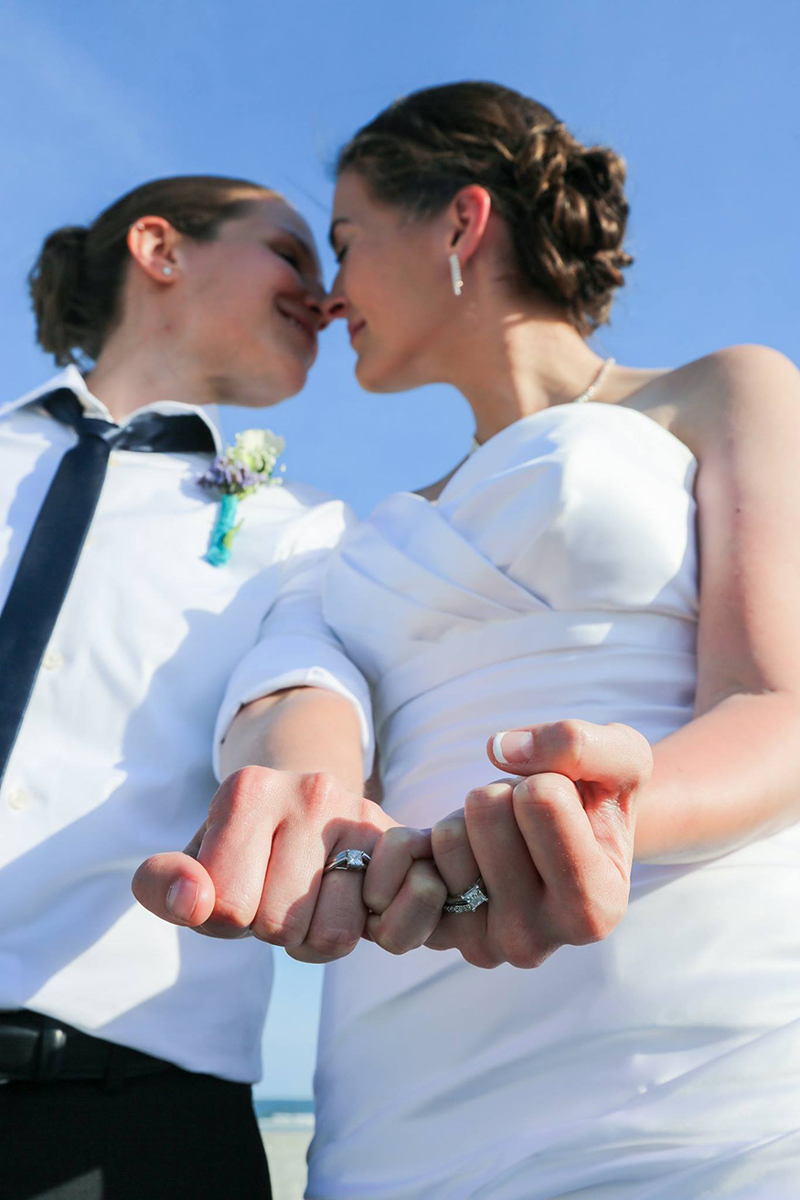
[197,429,286,566]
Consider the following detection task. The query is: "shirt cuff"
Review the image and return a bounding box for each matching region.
[212,638,374,782]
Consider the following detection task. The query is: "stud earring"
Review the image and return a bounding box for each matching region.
[449,253,463,297]
[136,223,145,231]
[161,266,173,277]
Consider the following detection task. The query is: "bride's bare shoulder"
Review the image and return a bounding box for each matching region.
[625,345,799,462]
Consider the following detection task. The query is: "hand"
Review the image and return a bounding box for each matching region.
[132,766,400,963]
[425,720,653,969]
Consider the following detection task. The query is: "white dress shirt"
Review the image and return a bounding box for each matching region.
[0,367,371,1083]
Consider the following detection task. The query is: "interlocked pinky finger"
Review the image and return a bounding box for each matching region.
[363,826,434,916]
[366,860,447,954]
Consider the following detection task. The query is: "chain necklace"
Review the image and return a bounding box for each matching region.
[470,356,616,454]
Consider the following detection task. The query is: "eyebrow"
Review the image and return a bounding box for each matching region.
[328,217,352,250]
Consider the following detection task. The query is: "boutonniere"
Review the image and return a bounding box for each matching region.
[197,428,286,566]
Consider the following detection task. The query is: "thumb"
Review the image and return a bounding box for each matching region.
[486,721,652,791]
[132,851,217,927]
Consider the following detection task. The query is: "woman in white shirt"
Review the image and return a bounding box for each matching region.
[0,173,391,1200]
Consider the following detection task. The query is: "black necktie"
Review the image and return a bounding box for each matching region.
[0,387,216,783]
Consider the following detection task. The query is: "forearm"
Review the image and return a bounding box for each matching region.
[219,686,365,796]
[634,690,800,862]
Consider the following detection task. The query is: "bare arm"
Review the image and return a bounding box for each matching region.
[634,345,800,861]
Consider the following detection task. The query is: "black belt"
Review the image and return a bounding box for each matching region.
[0,1010,174,1083]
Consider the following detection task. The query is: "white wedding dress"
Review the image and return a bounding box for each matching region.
[307,402,800,1199]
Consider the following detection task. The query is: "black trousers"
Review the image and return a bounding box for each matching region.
[0,1066,272,1200]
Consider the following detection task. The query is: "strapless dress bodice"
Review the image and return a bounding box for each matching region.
[324,402,698,826]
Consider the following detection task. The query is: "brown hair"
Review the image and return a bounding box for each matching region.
[29,174,278,366]
[337,82,632,334]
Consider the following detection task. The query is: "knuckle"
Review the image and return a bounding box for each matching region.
[210,768,267,823]
[513,774,573,820]
[383,825,420,856]
[551,719,587,766]
[496,921,553,969]
[372,925,409,956]
[504,942,552,969]
[431,813,466,856]
[251,914,305,949]
[408,868,448,911]
[206,894,254,933]
[308,927,360,959]
[465,784,513,828]
[299,771,340,815]
[567,900,619,945]
[424,929,454,952]
[462,945,503,970]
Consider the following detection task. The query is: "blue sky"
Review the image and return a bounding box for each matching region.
[2,1,797,1097]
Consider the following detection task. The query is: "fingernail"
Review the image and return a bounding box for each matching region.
[493,730,534,764]
[166,878,198,923]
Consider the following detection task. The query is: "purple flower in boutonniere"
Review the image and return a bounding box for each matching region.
[197,428,286,566]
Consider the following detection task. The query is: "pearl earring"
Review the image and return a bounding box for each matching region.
[449,253,463,297]
[161,266,173,277]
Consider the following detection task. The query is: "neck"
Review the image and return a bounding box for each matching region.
[84,331,218,423]
[437,298,612,445]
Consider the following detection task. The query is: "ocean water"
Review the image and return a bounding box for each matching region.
[257,1099,314,1198]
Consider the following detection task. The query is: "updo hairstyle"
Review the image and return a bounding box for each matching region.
[337,82,632,334]
[29,175,277,366]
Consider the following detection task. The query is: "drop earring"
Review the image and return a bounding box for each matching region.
[449,253,463,297]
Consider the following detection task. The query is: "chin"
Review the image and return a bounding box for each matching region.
[355,354,416,395]
[232,372,305,409]
[263,360,311,405]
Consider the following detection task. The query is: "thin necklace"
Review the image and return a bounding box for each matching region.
[470,356,616,454]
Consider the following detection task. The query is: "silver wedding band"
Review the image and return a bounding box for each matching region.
[324,849,372,873]
[442,876,489,914]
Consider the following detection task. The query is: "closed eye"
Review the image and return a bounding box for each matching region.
[276,247,302,269]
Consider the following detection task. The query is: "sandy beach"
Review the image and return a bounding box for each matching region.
[259,1111,313,1199]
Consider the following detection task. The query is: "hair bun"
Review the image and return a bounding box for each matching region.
[511,129,632,327]
[28,225,92,365]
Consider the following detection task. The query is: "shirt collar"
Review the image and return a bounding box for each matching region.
[0,366,224,455]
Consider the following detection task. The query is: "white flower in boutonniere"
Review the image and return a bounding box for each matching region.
[197,428,286,566]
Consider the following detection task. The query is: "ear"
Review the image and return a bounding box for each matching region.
[126,216,181,284]
[445,185,492,266]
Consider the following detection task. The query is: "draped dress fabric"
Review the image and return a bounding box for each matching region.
[307,403,800,1199]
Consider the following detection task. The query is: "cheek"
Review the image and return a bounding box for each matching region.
[206,255,292,315]
[358,255,426,334]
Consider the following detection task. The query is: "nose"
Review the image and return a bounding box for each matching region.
[300,280,327,332]
[321,290,348,327]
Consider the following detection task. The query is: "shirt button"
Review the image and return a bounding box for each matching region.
[7,786,32,812]
[42,650,64,671]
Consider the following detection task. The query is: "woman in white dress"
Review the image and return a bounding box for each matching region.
[304,82,800,1197]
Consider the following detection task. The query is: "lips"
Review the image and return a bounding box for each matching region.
[278,306,317,348]
[348,319,366,345]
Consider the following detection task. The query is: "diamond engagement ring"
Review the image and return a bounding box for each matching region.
[323,849,372,873]
[442,876,489,914]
